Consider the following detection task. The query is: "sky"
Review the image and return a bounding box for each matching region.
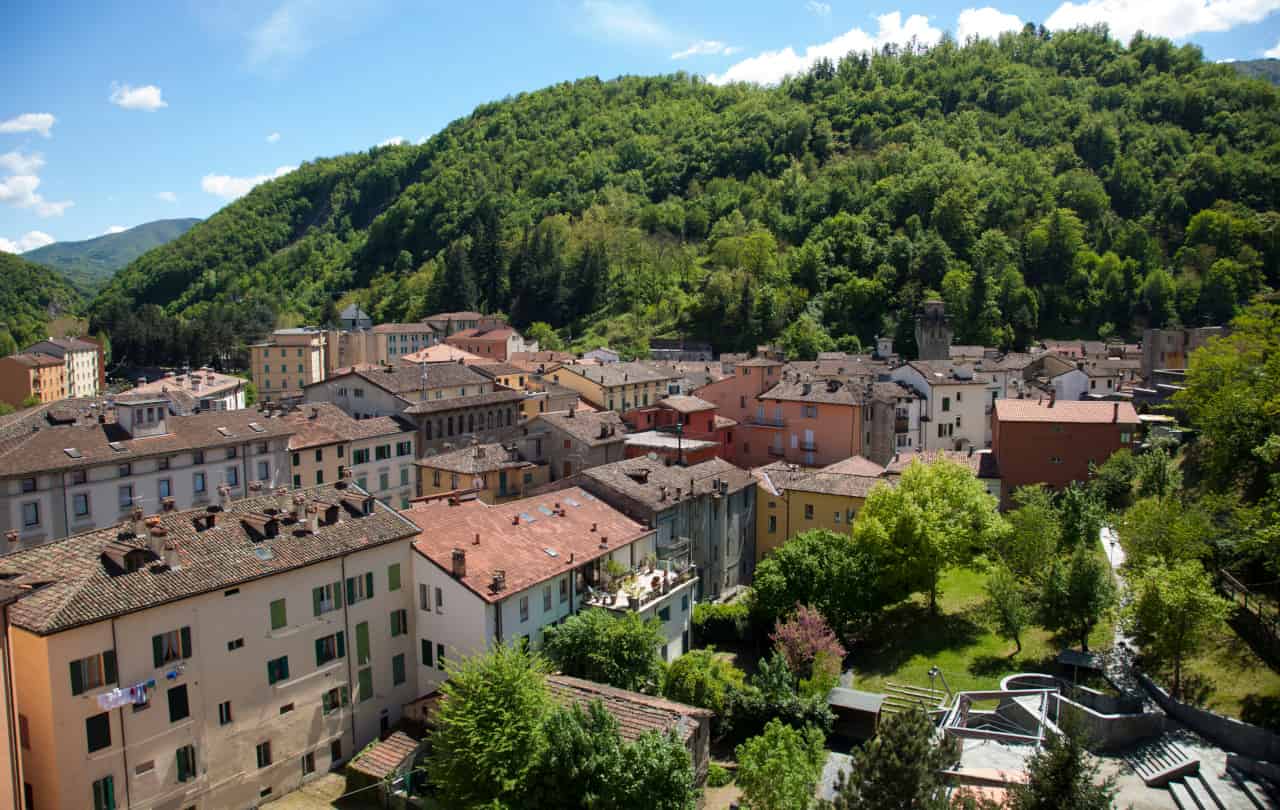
[2,0,1279,254]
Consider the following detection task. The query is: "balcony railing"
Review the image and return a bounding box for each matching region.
[749,416,786,428]
[583,560,697,612]
[800,441,817,451]
[768,446,785,457]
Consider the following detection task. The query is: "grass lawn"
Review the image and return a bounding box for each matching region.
[1152,612,1280,725]
[849,565,1115,696]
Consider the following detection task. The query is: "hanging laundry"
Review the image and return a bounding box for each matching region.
[95,688,130,711]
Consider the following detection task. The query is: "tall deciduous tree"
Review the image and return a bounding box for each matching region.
[752,529,885,636]
[1039,546,1116,652]
[1116,496,1210,568]
[998,486,1061,584]
[1127,560,1232,698]
[542,609,663,692]
[735,719,826,810]
[986,564,1033,654]
[853,459,1004,613]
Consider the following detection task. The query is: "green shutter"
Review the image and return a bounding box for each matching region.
[340,685,349,706]
[280,656,288,680]
[70,660,85,696]
[345,577,356,604]
[356,622,370,665]
[312,587,323,617]
[334,580,344,608]
[388,563,401,592]
[152,635,164,668]
[357,667,373,702]
[365,572,374,598]
[336,631,345,658]
[180,626,192,658]
[393,653,405,685]
[103,650,117,685]
[270,599,287,630]
[422,639,433,667]
[315,638,325,667]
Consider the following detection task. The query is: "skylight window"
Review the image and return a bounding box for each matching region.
[64,447,82,459]
[109,441,127,452]
[564,497,581,508]
[537,505,554,516]
[543,548,559,558]
[519,512,536,523]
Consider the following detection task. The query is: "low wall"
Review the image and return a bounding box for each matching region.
[1000,674,1143,718]
[1054,696,1165,752]
[1139,673,1280,762]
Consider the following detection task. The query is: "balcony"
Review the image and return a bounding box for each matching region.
[768,445,785,457]
[800,441,817,452]
[749,415,786,428]
[583,559,697,613]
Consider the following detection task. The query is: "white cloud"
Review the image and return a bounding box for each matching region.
[1045,0,1280,43]
[957,7,1024,41]
[0,230,55,254]
[1266,38,1280,56]
[709,12,941,85]
[806,1,832,17]
[672,40,740,59]
[109,82,167,112]
[103,225,128,235]
[201,165,296,200]
[378,136,406,147]
[580,0,672,45]
[0,173,72,217]
[0,151,45,175]
[0,113,55,138]
[155,191,178,203]
[266,131,281,143]
[247,0,370,66]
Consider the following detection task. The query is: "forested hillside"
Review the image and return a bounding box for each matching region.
[90,27,1280,366]
[1232,59,1280,86]
[0,252,82,356]
[25,218,200,296]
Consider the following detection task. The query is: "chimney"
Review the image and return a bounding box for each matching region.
[1048,389,1056,408]
[473,532,480,546]
[292,492,306,518]
[675,486,681,499]
[130,506,146,538]
[5,530,18,545]
[275,487,291,515]
[163,539,181,571]
[306,503,320,533]
[802,382,811,395]
[337,467,353,489]
[218,483,233,510]
[491,570,506,592]
[475,445,485,459]
[161,496,176,513]
[591,522,598,532]
[659,485,668,501]
[452,548,467,578]
[1113,402,1119,423]
[513,513,520,525]
[149,525,167,555]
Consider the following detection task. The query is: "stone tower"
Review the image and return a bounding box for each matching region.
[914,299,952,361]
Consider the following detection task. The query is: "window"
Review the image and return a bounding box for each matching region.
[392,653,406,686]
[313,582,343,615]
[92,775,115,810]
[193,472,206,494]
[21,502,39,528]
[168,684,190,722]
[357,668,373,702]
[70,650,117,695]
[118,464,131,478]
[658,606,671,621]
[314,448,323,463]
[267,656,290,685]
[227,637,244,651]
[86,712,111,752]
[256,741,272,769]
[345,572,374,604]
[1121,431,1132,443]
[152,627,192,667]
[396,441,412,456]
[257,461,269,481]
[193,450,204,465]
[768,515,777,534]
[158,457,170,471]
[435,586,443,612]
[803,404,817,418]
[804,504,814,520]
[376,444,391,461]
[421,639,434,667]
[331,739,343,764]
[681,594,690,611]
[400,467,410,486]
[322,686,349,714]
[942,397,951,412]
[834,511,842,524]
[1049,456,1064,464]
[158,478,171,499]
[315,470,324,485]
[226,447,237,460]
[293,474,301,487]
[226,466,239,487]
[559,577,569,604]
[218,701,232,725]
[419,583,431,612]
[315,632,346,666]
[134,760,154,775]
[390,609,408,637]
[352,448,370,465]
[21,477,35,493]
[302,751,316,776]
[269,598,287,630]
[519,595,530,622]
[117,485,133,509]
[279,703,294,715]
[379,472,389,491]
[437,643,446,670]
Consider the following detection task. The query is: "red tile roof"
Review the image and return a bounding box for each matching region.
[993,398,1138,424]
[546,674,711,744]
[405,487,651,603]
[348,731,420,780]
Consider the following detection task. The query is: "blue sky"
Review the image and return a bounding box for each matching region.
[3,0,1279,253]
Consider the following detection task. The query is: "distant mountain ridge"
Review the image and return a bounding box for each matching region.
[25,218,200,295]
[1231,59,1280,85]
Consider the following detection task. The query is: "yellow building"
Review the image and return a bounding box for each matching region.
[753,456,886,561]
[415,442,549,503]
[550,362,680,412]
[249,328,328,401]
[0,352,66,407]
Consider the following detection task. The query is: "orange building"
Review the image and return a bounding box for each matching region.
[622,395,737,464]
[444,326,533,362]
[0,353,66,407]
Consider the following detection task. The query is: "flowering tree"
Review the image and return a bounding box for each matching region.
[771,604,847,682]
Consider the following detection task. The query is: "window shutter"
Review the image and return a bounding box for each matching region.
[334,580,344,608]
[421,639,433,667]
[270,599,287,630]
[70,660,85,696]
[281,657,289,680]
[340,685,349,705]
[365,572,374,598]
[336,631,345,658]
[315,638,325,667]
[345,577,356,604]
[103,650,117,685]
[180,626,192,658]
[388,564,400,592]
[313,587,323,617]
[152,634,164,668]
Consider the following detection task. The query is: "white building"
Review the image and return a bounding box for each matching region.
[121,368,247,413]
[890,361,993,452]
[24,338,101,399]
[405,487,697,694]
[0,398,294,548]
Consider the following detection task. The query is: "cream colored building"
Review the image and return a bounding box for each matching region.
[25,338,101,398]
[286,403,418,509]
[550,362,681,412]
[0,483,421,810]
[250,329,328,401]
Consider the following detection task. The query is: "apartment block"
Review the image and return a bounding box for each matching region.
[415,442,549,503]
[521,409,627,480]
[404,487,697,695]
[0,353,65,408]
[0,483,420,810]
[550,362,681,411]
[1141,326,1228,381]
[24,337,101,398]
[753,456,885,560]
[622,395,737,466]
[120,367,247,413]
[693,357,784,445]
[370,323,439,361]
[285,403,417,508]
[0,398,293,548]
[443,325,536,362]
[249,329,328,401]
[890,361,995,451]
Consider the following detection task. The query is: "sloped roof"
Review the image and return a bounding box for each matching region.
[348,731,420,780]
[320,362,489,396]
[656,395,716,414]
[286,403,413,450]
[557,361,681,388]
[529,410,626,446]
[993,398,1138,424]
[581,456,754,511]
[402,388,524,415]
[761,378,865,405]
[546,674,711,744]
[416,443,538,475]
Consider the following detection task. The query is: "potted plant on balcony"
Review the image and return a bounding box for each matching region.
[603,558,628,590]
[625,579,645,611]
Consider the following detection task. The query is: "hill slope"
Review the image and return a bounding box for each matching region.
[91,29,1280,367]
[1231,59,1280,85]
[25,218,199,295]
[0,252,83,353]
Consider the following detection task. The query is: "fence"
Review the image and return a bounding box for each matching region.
[1218,569,1280,660]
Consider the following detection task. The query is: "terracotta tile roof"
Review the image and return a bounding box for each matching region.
[822,455,885,477]
[870,381,919,403]
[402,388,524,415]
[656,395,716,414]
[285,403,414,450]
[124,369,243,399]
[0,407,296,477]
[737,357,784,368]
[753,459,885,499]
[406,487,651,603]
[3,352,63,368]
[415,443,538,475]
[905,361,992,386]
[528,410,625,446]
[883,448,1000,479]
[761,378,866,405]
[993,398,1138,424]
[974,353,1037,372]
[323,362,490,396]
[446,326,516,342]
[471,362,527,379]
[0,483,418,635]
[400,345,483,364]
[370,323,435,334]
[546,674,711,744]
[348,731,420,780]
[581,457,754,512]
[558,362,681,388]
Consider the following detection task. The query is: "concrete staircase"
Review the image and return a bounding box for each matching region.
[1168,773,1227,809]
[1227,765,1280,810]
[1127,737,1200,786]
[881,681,946,715]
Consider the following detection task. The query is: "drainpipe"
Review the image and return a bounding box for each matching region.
[340,555,357,753]
[1,605,22,810]
[109,617,132,810]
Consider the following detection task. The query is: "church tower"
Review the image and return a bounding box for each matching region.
[914,299,952,361]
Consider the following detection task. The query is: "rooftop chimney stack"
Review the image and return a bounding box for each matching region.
[1048,389,1056,408]
[452,548,467,579]
[130,506,146,539]
[218,483,233,510]
[292,492,307,519]
[275,487,291,515]
[163,539,181,571]
[148,525,167,556]
[5,530,18,545]
[1113,402,1119,423]
[306,503,320,534]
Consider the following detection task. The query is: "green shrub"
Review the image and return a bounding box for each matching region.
[692,599,751,644]
[706,763,732,788]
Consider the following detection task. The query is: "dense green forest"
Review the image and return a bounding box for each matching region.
[25,218,200,296]
[0,252,83,355]
[90,26,1280,366]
